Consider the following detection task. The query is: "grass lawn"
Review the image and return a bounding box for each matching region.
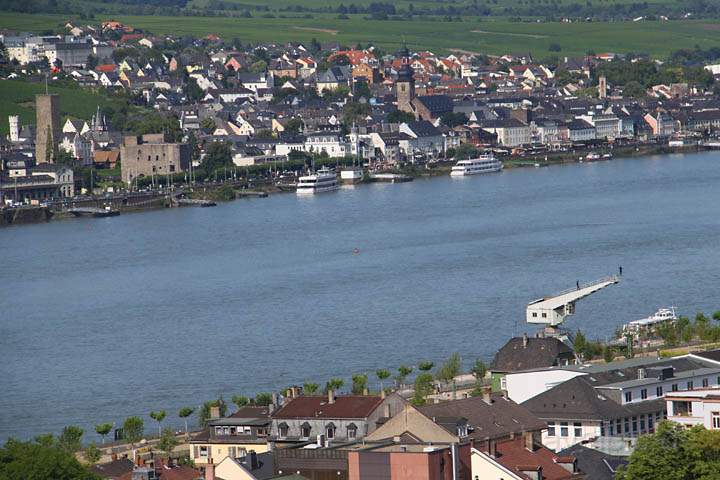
[2,11,720,57]
[0,79,126,135]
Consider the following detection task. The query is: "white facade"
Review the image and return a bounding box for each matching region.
[304,133,349,158]
[666,389,720,430]
[505,369,585,404]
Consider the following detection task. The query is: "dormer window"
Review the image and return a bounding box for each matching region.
[347,423,357,440]
[301,422,312,439]
[278,422,289,438]
[326,422,336,439]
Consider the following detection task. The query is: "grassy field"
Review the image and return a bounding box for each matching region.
[0,79,125,135]
[2,12,720,57]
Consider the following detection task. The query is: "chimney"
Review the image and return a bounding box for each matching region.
[380,388,386,399]
[362,387,369,396]
[482,386,492,405]
[209,406,220,419]
[328,389,335,404]
[638,368,646,380]
[488,439,497,457]
[523,333,529,348]
[524,431,535,451]
[317,434,326,448]
[205,461,215,480]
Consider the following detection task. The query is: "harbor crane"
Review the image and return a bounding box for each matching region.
[526,275,620,334]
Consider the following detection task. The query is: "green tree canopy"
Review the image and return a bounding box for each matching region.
[303,382,320,394]
[94,423,112,444]
[0,437,100,480]
[84,443,102,465]
[157,428,178,457]
[351,374,369,394]
[254,393,273,406]
[58,425,84,453]
[418,361,435,372]
[201,141,233,173]
[232,395,250,409]
[436,352,462,384]
[411,373,434,406]
[122,417,144,446]
[199,399,227,427]
[178,407,194,434]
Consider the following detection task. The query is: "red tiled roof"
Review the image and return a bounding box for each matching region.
[495,437,578,480]
[120,33,143,43]
[272,395,383,419]
[96,64,116,72]
[159,465,203,480]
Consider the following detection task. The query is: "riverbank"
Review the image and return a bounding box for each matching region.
[1,142,709,228]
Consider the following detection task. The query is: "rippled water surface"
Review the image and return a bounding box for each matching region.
[2,152,720,441]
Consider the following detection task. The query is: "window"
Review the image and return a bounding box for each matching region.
[616,419,622,435]
[278,424,288,438]
[301,424,311,438]
[326,424,335,439]
[672,384,678,392]
[574,422,582,437]
[641,389,647,400]
[624,417,630,433]
[347,426,357,440]
[687,381,694,390]
[640,415,646,432]
[560,422,568,437]
[199,446,208,457]
[547,422,556,437]
[625,391,632,403]
[632,417,637,433]
[703,378,709,388]
[648,415,654,432]
[713,412,720,430]
[656,386,663,397]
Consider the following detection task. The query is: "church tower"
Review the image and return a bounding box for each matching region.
[396,45,415,114]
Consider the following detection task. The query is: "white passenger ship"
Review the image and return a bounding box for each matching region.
[296,167,339,195]
[450,154,503,176]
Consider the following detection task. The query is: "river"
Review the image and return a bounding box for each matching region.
[2,151,720,442]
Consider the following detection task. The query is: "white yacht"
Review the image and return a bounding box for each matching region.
[296,167,339,195]
[624,307,678,334]
[340,167,364,184]
[450,154,503,176]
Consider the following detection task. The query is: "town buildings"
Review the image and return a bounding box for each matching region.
[120,134,191,184]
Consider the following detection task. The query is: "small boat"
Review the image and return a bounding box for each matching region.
[296,167,339,195]
[450,154,503,176]
[602,153,613,159]
[585,152,601,161]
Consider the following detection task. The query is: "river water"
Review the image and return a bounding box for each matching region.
[3,152,720,442]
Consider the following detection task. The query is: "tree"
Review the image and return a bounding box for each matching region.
[285,117,304,133]
[254,393,273,406]
[149,410,166,437]
[325,378,345,393]
[387,110,415,124]
[303,382,319,394]
[86,54,98,69]
[250,60,267,73]
[84,443,102,464]
[376,369,391,392]
[454,143,478,160]
[157,428,178,458]
[94,423,112,444]
[412,373,434,406]
[199,399,227,427]
[396,365,413,388]
[574,330,588,358]
[121,417,144,461]
[200,117,216,133]
[549,42,562,52]
[184,76,203,102]
[603,346,615,363]
[232,395,250,409]
[713,311,720,322]
[58,426,83,453]
[201,141,233,173]
[439,111,468,128]
[351,374,369,394]
[622,80,646,98]
[616,421,692,480]
[178,407,194,434]
[418,361,434,372]
[470,359,487,382]
[0,437,101,480]
[436,353,462,386]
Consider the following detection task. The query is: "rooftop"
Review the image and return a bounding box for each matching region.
[272,395,383,420]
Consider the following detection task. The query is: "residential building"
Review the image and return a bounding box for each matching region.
[411,95,454,122]
[666,388,720,429]
[270,392,406,444]
[481,119,531,147]
[304,131,350,158]
[120,134,191,184]
[643,111,676,137]
[348,442,472,480]
[398,121,445,160]
[317,66,352,95]
[0,164,74,204]
[189,406,271,467]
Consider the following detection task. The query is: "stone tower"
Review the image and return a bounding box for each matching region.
[598,75,607,99]
[35,94,60,164]
[8,115,19,142]
[396,45,415,114]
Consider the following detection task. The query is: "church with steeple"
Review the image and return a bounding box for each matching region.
[395,45,415,114]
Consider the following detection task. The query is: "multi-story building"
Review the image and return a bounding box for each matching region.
[480,119,531,147]
[189,406,271,467]
[35,94,60,164]
[120,134,191,184]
